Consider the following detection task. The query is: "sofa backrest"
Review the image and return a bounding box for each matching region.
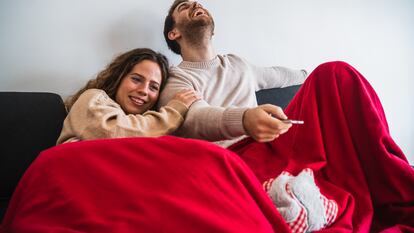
[0,92,67,210]
[256,84,301,108]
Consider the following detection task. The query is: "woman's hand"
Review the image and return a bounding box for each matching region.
[172,89,201,108]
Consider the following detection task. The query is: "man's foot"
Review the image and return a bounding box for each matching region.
[263,168,338,232]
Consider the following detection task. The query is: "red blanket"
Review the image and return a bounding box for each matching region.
[1,137,291,233]
[230,61,414,232]
[1,61,413,232]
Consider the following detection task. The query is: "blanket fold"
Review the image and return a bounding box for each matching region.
[230,61,414,232]
[1,137,290,233]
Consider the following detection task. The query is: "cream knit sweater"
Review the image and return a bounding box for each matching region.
[158,54,307,147]
[57,89,188,144]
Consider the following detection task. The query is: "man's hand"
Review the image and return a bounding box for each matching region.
[242,104,292,142]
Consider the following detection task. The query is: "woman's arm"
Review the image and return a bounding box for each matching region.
[57,89,188,144]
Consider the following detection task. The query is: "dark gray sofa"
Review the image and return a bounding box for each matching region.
[0,85,302,221]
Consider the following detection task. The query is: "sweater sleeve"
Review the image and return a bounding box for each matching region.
[246,59,308,90]
[158,72,248,142]
[56,89,188,144]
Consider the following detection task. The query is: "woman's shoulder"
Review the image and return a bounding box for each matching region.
[80,88,106,98]
[78,88,109,101]
[73,89,115,109]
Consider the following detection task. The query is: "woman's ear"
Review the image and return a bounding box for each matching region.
[168,29,181,41]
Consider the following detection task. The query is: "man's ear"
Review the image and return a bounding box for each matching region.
[168,28,181,41]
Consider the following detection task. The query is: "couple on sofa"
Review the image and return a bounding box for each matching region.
[2,0,413,232]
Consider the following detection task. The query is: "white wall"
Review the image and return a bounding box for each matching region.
[1,0,413,163]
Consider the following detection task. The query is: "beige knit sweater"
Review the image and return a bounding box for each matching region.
[57,89,188,144]
[158,54,307,147]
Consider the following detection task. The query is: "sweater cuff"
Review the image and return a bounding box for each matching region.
[166,100,189,117]
[222,107,249,138]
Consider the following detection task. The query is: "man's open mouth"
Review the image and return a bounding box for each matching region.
[191,8,206,18]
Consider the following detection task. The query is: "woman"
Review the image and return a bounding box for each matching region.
[57,48,200,144]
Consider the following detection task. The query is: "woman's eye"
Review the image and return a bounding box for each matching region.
[150,85,159,92]
[131,76,142,83]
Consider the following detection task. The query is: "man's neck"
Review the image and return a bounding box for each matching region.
[180,40,216,62]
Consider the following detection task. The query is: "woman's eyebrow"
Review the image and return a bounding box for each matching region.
[130,73,144,78]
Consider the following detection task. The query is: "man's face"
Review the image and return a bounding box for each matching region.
[172,1,214,35]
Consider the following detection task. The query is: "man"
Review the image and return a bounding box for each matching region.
[160,0,414,232]
[159,0,307,147]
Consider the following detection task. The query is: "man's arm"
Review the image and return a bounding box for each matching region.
[158,75,248,141]
[252,64,307,90]
[226,54,307,91]
[159,76,292,142]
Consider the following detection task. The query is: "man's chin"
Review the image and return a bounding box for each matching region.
[191,20,211,27]
[178,17,215,41]
[187,18,214,33]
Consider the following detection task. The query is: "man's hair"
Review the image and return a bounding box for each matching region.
[164,0,188,55]
[66,48,169,110]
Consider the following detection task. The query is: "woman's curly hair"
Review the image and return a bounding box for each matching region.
[66,48,169,111]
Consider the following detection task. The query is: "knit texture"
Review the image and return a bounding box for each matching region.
[264,169,338,232]
[57,89,188,144]
[158,54,307,147]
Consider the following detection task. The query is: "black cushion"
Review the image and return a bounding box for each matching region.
[256,84,301,108]
[0,92,67,218]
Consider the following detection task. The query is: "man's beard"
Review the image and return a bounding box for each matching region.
[178,17,215,48]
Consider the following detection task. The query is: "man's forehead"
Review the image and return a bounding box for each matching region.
[174,0,196,11]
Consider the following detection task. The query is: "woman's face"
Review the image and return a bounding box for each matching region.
[115,60,162,115]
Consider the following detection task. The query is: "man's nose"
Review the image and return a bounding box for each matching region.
[192,1,201,8]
